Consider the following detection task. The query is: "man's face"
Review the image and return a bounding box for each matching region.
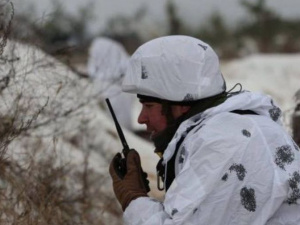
[138,102,167,139]
[138,101,190,139]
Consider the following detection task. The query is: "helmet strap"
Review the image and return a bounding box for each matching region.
[161,101,177,126]
[153,92,228,156]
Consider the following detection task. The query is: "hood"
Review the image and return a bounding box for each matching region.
[203,91,282,124]
[162,91,282,162]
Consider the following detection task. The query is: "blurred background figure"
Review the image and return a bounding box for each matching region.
[87,37,134,131]
[292,89,300,147]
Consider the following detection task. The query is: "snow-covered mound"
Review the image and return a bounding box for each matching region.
[3,40,298,223]
[221,54,300,129]
[0,40,161,224]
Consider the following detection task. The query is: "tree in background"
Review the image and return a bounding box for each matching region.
[102,7,147,54]
[9,0,300,59]
[166,0,181,35]
[162,0,300,57]
[195,12,237,58]
[0,0,13,55]
[9,0,94,60]
[237,0,300,53]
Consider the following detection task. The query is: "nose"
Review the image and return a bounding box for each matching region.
[138,108,148,124]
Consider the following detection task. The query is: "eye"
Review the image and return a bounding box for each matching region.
[144,103,154,108]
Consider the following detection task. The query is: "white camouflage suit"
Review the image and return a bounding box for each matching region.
[124,91,300,225]
[87,37,134,130]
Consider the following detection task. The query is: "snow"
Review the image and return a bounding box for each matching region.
[1,41,162,213]
[1,40,299,222]
[221,54,300,130]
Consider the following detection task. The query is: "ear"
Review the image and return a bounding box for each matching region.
[171,105,191,119]
[180,105,191,114]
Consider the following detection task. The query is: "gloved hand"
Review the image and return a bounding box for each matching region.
[109,149,150,211]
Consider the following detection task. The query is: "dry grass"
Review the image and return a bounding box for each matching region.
[0,3,123,224]
[0,147,122,225]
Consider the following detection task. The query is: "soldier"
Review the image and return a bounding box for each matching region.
[87,37,134,130]
[109,36,300,225]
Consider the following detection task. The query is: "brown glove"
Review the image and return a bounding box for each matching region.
[109,149,150,211]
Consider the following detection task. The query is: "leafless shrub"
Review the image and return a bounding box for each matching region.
[0,14,123,224]
[0,149,121,225]
[0,0,14,56]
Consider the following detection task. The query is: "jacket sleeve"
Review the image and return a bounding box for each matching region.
[123,113,291,225]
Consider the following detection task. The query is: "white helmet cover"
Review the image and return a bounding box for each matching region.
[87,37,129,81]
[122,35,226,102]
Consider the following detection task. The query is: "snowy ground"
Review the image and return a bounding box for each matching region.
[1,41,299,222]
[1,41,162,224]
[221,54,300,132]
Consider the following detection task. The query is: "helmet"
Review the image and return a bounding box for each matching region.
[87,37,129,81]
[122,35,226,103]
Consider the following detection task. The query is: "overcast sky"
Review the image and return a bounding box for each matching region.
[11,0,300,36]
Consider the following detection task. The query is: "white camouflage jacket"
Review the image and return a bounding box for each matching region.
[124,91,300,225]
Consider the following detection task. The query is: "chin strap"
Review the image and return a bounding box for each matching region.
[154,92,229,191]
[156,158,165,191]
